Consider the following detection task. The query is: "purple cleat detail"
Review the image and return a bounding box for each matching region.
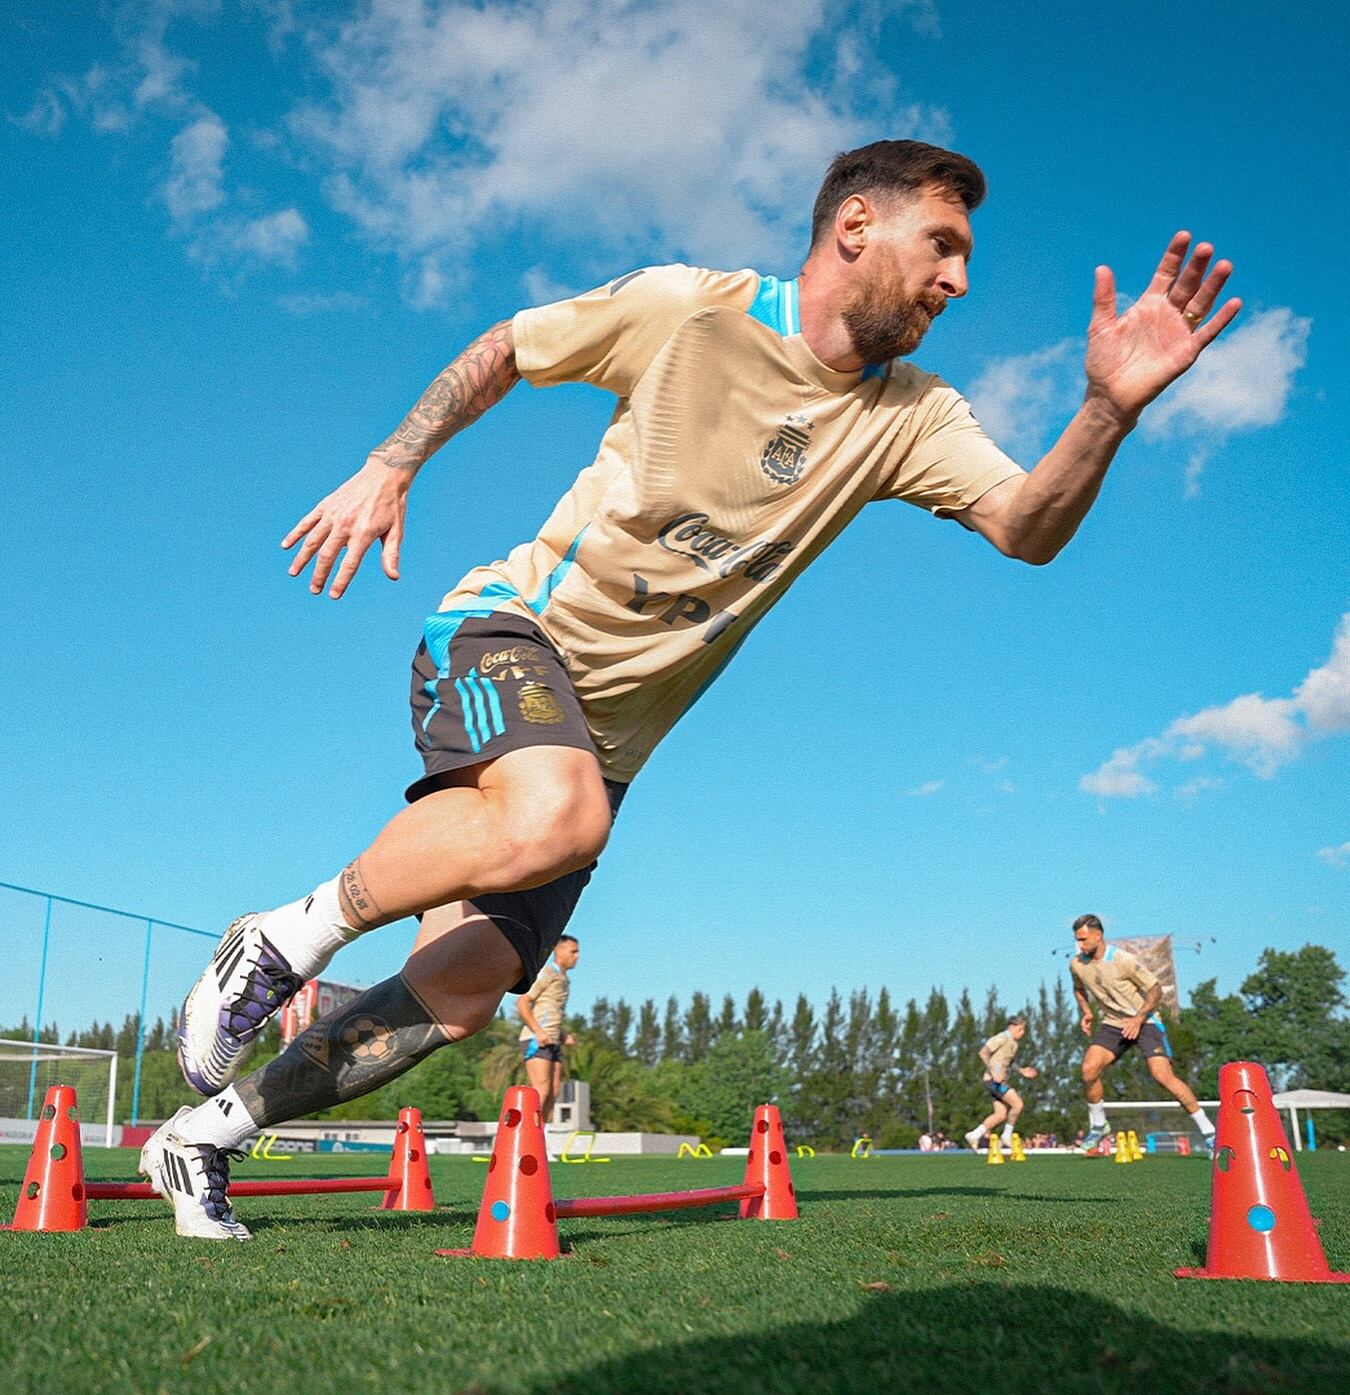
[178,915,305,1096]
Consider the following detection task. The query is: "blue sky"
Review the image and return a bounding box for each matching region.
[3,0,1347,1041]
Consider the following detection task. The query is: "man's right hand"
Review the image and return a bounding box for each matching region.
[1079,1013,1094,1037]
[282,456,411,599]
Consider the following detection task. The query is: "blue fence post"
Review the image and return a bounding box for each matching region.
[25,896,55,1119]
[1307,1115,1316,1152]
[131,919,154,1125]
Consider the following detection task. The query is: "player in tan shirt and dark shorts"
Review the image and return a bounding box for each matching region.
[516,935,579,1123]
[963,1016,1038,1153]
[147,141,1241,1238]
[1070,914,1215,1153]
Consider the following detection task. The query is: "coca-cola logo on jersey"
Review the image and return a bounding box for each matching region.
[657,512,795,582]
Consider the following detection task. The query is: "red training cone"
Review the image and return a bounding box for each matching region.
[740,1103,799,1220]
[3,1085,89,1233]
[381,1107,436,1211]
[437,1086,559,1260]
[1176,1061,1350,1283]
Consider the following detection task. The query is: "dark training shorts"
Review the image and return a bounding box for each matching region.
[987,1079,1013,1102]
[522,1040,564,1065]
[406,611,626,994]
[1090,1020,1171,1061]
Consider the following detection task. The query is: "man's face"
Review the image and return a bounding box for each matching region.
[1074,925,1103,958]
[841,183,972,363]
[555,940,580,970]
[1010,1022,1026,1041]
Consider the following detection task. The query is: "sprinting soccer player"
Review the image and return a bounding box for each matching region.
[1069,914,1215,1153]
[139,139,1241,1238]
[963,1014,1038,1152]
[516,934,579,1122]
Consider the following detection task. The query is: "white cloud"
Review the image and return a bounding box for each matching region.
[967,339,1080,460]
[1316,842,1350,868]
[226,207,309,265]
[906,780,944,797]
[1144,307,1311,440]
[287,0,948,300]
[164,112,227,222]
[1081,613,1350,797]
[967,305,1308,490]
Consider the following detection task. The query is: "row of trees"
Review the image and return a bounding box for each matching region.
[5,943,1346,1147]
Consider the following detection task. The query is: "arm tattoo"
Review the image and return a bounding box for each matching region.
[376,318,519,468]
[235,974,448,1127]
[338,858,385,930]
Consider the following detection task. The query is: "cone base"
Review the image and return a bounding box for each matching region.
[434,1247,568,1261]
[1175,1266,1350,1284]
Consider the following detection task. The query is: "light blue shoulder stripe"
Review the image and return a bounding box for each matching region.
[747,275,799,336]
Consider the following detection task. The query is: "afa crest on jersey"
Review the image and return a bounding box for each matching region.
[760,415,813,485]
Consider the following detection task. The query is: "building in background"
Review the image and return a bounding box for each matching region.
[280,978,364,1045]
[1107,934,1180,1014]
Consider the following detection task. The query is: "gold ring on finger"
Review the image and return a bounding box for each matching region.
[1181,308,1202,324]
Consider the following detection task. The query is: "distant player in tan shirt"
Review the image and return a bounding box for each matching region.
[1069,914,1214,1152]
[963,1015,1038,1153]
[516,935,579,1122]
[153,140,1241,1239]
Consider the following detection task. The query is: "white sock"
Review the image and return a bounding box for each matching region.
[179,1087,260,1152]
[259,876,361,979]
[1088,1102,1108,1129]
[1190,1107,1215,1135]
[1001,1124,1014,1143]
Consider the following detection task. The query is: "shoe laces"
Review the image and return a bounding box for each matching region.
[195,1145,246,1222]
[225,938,304,1041]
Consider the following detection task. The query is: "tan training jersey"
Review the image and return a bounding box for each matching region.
[1070,947,1160,1028]
[983,1029,1019,1080]
[517,962,570,1041]
[432,265,1024,781]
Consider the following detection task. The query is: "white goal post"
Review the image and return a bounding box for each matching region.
[0,1040,118,1148]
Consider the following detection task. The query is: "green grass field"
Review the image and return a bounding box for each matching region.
[1,1145,1347,1395]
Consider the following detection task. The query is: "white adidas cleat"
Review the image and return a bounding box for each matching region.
[177,914,304,1096]
[964,1128,984,1152]
[139,1107,251,1241]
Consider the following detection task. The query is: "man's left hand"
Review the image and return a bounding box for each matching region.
[1084,232,1241,426]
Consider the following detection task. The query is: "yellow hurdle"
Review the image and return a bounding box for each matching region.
[850,1135,874,1160]
[1009,1132,1028,1163]
[1127,1129,1144,1162]
[987,1134,1005,1165]
[1114,1131,1131,1164]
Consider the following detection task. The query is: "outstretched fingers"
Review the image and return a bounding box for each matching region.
[1146,230,1192,295]
[1168,241,1214,307]
[1193,295,1243,349]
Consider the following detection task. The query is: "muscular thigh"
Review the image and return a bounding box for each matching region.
[1082,1044,1116,1077]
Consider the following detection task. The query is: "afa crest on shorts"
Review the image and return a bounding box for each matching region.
[760,414,813,486]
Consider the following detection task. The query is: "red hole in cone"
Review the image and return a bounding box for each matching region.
[756,1120,768,1134]
[72,1184,84,1201]
[1233,1089,1259,1115]
[789,1182,795,1195]
[488,1155,497,1172]
[41,1106,54,1121]
[505,1108,522,1128]
[770,1150,783,1165]
[423,1177,432,1190]
[398,1121,409,1135]
[545,1202,556,1223]
[747,1150,755,1165]
[409,1148,420,1162]
[520,1155,538,1176]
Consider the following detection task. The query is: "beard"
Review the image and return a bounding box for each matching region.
[841,269,943,364]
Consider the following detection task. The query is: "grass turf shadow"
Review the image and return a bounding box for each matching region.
[544,1281,1350,1395]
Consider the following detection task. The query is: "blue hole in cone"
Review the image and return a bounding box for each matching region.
[1247,1204,1276,1233]
[490,1200,510,1223]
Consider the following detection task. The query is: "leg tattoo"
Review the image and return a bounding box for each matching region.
[235,974,447,1128]
[338,859,386,930]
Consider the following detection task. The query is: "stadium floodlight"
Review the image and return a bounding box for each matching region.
[0,1040,118,1147]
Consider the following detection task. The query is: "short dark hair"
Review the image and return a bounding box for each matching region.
[810,139,986,247]
[1008,1014,1027,1028]
[558,934,579,946]
[1072,914,1104,933]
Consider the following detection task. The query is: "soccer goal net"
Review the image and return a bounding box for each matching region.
[0,1040,118,1147]
[1101,1098,1218,1154]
